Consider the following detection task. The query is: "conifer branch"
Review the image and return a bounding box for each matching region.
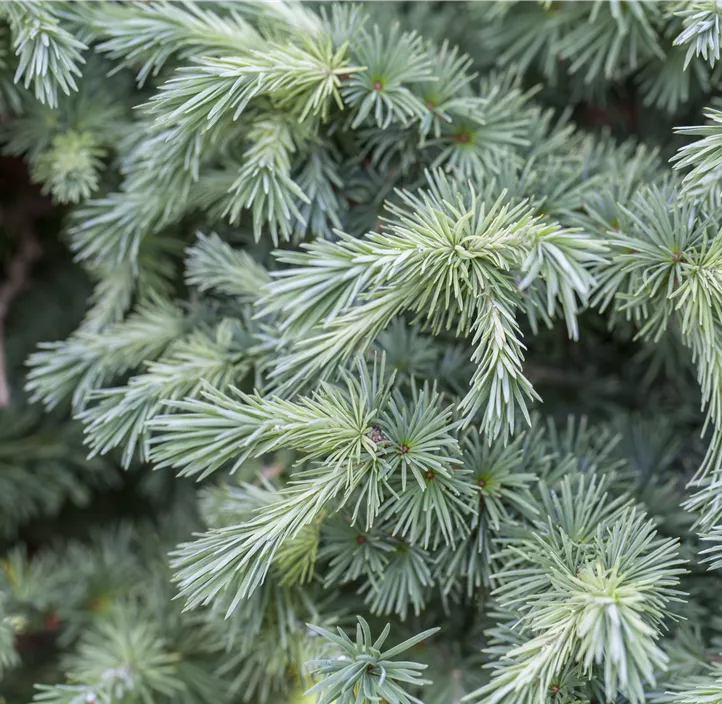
[26,297,186,411]
[6,0,86,108]
[185,232,271,302]
[305,617,439,704]
[77,0,262,86]
[673,0,722,68]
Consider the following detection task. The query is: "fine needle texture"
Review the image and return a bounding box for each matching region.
[3,2,722,703]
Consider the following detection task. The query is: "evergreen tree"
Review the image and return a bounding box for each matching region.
[6,1,722,703]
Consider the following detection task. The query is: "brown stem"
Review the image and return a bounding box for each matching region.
[0,222,41,406]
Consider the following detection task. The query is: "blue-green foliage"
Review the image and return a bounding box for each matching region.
[3,2,722,704]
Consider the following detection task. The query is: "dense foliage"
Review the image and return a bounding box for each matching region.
[5,1,722,703]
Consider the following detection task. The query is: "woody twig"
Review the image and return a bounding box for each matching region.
[0,218,41,406]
